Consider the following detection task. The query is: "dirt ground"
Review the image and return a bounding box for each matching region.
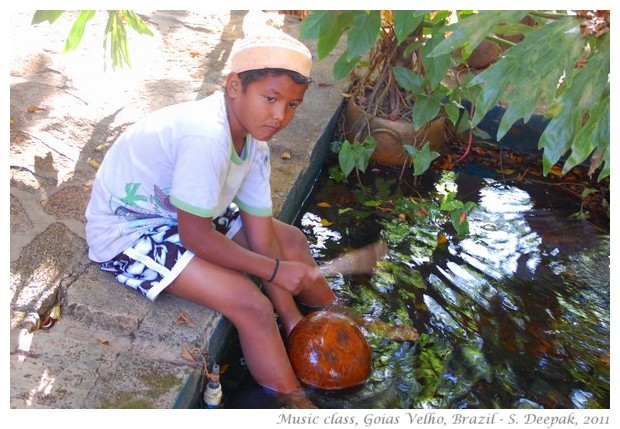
[9,10,329,261]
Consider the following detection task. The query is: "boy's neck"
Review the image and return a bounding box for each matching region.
[232,136,246,156]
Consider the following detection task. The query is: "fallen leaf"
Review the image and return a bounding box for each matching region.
[189,51,201,57]
[181,346,196,363]
[320,218,333,226]
[49,304,62,320]
[280,150,292,160]
[88,159,100,169]
[94,143,110,152]
[96,337,110,344]
[10,118,16,126]
[177,312,194,326]
[316,202,331,208]
[27,105,46,113]
[496,168,516,175]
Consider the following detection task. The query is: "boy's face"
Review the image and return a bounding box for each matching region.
[226,72,308,142]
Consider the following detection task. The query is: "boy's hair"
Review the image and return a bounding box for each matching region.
[237,68,313,90]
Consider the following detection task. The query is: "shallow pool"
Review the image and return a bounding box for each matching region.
[220,163,610,409]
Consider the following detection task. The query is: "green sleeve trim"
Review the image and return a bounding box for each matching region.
[234,198,272,217]
[170,195,216,218]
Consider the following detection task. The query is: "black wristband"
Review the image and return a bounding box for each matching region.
[266,258,279,283]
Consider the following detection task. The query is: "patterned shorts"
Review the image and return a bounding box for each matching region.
[100,204,242,301]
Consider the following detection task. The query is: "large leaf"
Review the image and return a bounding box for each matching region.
[412,94,442,131]
[346,11,382,61]
[301,11,347,60]
[31,10,66,25]
[422,27,452,90]
[469,17,585,132]
[64,10,96,53]
[122,10,153,36]
[333,51,360,80]
[494,18,587,139]
[393,11,426,44]
[539,33,610,178]
[104,11,130,69]
[430,10,528,57]
[393,66,425,93]
[404,142,440,177]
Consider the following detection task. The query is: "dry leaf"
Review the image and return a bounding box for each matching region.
[189,51,201,57]
[316,202,331,208]
[10,118,16,126]
[27,105,46,113]
[496,168,516,175]
[94,143,110,152]
[181,346,196,363]
[320,218,333,226]
[177,312,194,326]
[96,337,110,344]
[280,150,292,160]
[88,159,100,169]
[49,304,62,320]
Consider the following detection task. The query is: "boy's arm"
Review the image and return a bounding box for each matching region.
[176,208,275,281]
[239,211,320,294]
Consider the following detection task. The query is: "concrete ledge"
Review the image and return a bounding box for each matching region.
[10,10,345,409]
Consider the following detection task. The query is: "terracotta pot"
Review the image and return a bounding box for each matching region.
[343,99,447,167]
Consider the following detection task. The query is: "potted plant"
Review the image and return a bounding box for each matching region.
[301,10,610,183]
[301,10,477,171]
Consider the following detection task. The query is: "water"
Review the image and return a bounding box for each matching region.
[219,163,610,409]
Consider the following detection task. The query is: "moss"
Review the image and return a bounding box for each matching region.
[100,370,183,408]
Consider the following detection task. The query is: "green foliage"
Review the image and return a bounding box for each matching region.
[404,142,440,176]
[303,10,610,182]
[336,136,378,184]
[432,10,610,180]
[32,10,153,69]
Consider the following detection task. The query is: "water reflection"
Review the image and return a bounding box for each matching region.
[223,169,609,409]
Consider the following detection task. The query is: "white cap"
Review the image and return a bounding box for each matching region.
[229,30,312,78]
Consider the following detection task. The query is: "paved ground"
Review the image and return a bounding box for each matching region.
[9,10,345,410]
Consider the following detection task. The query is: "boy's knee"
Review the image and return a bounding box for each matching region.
[243,291,276,323]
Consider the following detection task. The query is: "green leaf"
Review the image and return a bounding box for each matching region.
[562,94,609,175]
[333,51,360,80]
[393,11,425,44]
[422,27,453,90]
[122,10,153,36]
[346,11,381,61]
[300,10,333,39]
[393,66,425,93]
[412,94,441,131]
[443,101,462,127]
[64,10,96,54]
[338,140,356,178]
[404,142,440,177]
[430,10,527,57]
[32,10,66,25]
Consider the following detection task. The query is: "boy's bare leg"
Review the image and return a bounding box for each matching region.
[167,257,303,394]
[262,220,336,335]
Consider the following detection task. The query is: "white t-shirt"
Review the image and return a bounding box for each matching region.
[85,91,272,262]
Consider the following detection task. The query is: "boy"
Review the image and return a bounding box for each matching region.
[85,31,336,399]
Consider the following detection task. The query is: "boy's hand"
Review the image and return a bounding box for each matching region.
[269,260,320,295]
